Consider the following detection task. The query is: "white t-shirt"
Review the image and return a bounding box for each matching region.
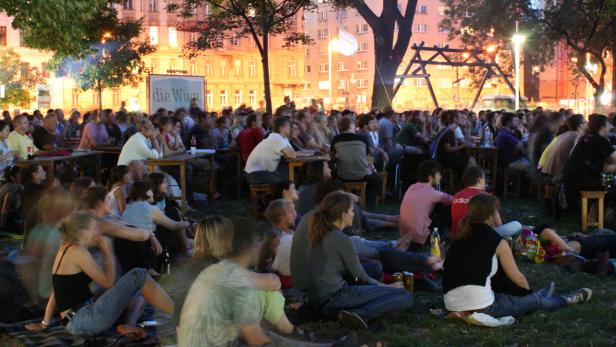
[271,233,293,276]
[117,132,160,166]
[443,255,498,312]
[244,133,291,174]
[454,126,465,141]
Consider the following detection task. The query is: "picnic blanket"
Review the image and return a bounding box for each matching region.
[0,306,176,347]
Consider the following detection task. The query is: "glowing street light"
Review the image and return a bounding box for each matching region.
[486,45,497,54]
[512,29,526,111]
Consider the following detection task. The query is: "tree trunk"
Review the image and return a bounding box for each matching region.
[98,80,103,110]
[260,34,273,115]
[371,51,398,111]
[593,84,605,113]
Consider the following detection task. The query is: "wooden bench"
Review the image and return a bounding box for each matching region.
[249,184,275,219]
[502,168,523,199]
[580,191,605,231]
[343,182,367,209]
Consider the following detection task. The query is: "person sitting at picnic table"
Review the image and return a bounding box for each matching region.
[538,114,584,176]
[79,110,110,150]
[331,116,381,211]
[63,111,81,141]
[357,114,388,171]
[400,160,453,245]
[157,116,186,157]
[32,113,63,151]
[25,211,174,339]
[244,116,311,185]
[118,120,160,166]
[495,112,530,171]
[179,219,326,347]
[8,114,37,159]
[305,191,413,330]
[236,112,264,163]
[443,194,592,319]
[21,163,47,230]
[0,120,17,181]
[211,115,231,149]
[101,109,122,146]
[433,110,474,176]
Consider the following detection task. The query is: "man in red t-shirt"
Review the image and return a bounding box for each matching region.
[450,166,522,238]
[236,113,264,162]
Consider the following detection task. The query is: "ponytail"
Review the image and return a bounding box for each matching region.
[309,192,354,246]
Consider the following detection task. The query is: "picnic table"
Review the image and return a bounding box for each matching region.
[288,154,331,183]
[15,150,103,183]
[467,146,498,185]
[146,151,216,213]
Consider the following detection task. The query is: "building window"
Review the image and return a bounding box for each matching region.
[230,37,240,46]
[190,61,198,75]
[204,62,212,76]
[413,78,427,86]
[71,90,79,108]
[356,24,368,34]
[288,60,297,77]
[337,79,346,90]
[318,11,327,21]
[249,90,257,106]
[248,60,256,77]
[204,4,211,15]
[336,10,347,18]
[112,89,121,107]
[356,60,367,70]
[234,90,242,105]
[149,26,159,45]
[305,65,311,73]
[303,82,311,90]
[0,27,6,46]
[417,5,428,14]
[439,79,451,88]
[122,0,133,10]
[220,61,227,76]
[168,27,177,47]
[319,47,326,55]
[234,60,242,76]
[318,63,329,73]
[357,79,368,88]
[337,62,347,71]
[438,26,450,34]
[317,29,329,39]
[189,32,198,43]
[206,90,213,106]
[413,24,428,33]
[148,0,158,12]
[220,90,228,106]
[358,42,368,52]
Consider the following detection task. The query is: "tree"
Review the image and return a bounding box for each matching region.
[0,49,44,108]
[441,0,616,111]
[168,0,314,114]
[331,0,418,110]
[0,0,107,56]
[52,5,154,109]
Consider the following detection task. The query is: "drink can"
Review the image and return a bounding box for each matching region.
[402,271,414,293]
[392,272,403,283]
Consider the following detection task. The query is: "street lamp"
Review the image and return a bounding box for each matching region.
[512,32,525,111]
[328,39,339,110]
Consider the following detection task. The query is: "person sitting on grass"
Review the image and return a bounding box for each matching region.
[400,160,453,245]
[26,211,174,339]
[305,191,413,330]
[178,217,323,347]
[443,194,592,319]
[259,199,296,284]
[451,166,522,238]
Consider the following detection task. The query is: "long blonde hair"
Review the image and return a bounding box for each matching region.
[309,192,353,246]
[58,211,96,244]
[193,215,234,259]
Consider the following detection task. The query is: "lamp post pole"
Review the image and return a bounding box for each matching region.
[512,22,525,111]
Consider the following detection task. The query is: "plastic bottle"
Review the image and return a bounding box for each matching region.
[483,126,492,147]
[430,227,441,258]
[162,247,171,275]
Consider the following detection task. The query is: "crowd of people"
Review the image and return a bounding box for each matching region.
[0,99,614,346]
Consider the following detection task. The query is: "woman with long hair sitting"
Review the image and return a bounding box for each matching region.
[26,211,173,339]
[305,191,412,330]
[107,165,131,217]
[443,194,592,319]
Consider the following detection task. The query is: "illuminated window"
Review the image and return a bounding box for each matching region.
[356,24,368,34]
[168,27,177,47]
[249,90,257,106]
[234,60,242,76]
[148,0,158,12]
[205,62,212,76]
[288,60,297,77]
[220,90,228,106]
[248,61,256,77]
[149,26,159,45]
[122,0,133,10]
[234,90,242,105]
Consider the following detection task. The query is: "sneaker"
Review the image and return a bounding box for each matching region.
[564,288,592,305]
[336,310,368,330]
[536,281,555,297]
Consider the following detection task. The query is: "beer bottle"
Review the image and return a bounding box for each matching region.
[430,227,441,258]
[162,247,171,275]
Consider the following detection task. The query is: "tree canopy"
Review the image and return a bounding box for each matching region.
[0,49,44,108]
[169,0,315,114]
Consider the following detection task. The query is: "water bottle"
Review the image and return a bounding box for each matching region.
[162,247,171,275]
[430,227,441,258]
[483,127,492,147]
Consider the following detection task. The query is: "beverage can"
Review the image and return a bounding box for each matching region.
[402,271,414,293]
[392,272,403,283]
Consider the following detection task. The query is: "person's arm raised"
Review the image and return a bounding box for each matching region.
[151,208,190,231]
[99,218,151,241]
[495,239,530,290]
[76,236,116,289]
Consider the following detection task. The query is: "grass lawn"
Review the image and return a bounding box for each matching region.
[2,197,616,346]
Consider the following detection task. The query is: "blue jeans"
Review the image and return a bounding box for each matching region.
[66,268,147,337]
[246,158,289,185]
[322,284,413,321]
[495,221,522,238]
[349,236,432,273]
[485,292,567,318]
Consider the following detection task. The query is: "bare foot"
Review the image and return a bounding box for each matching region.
[117,324,147,339]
